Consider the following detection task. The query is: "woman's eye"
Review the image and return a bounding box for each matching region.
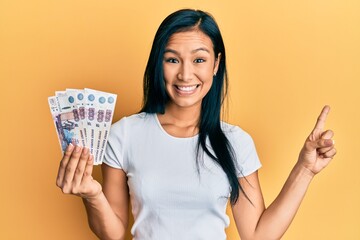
[165,58,179,63]
[194,58,205,63]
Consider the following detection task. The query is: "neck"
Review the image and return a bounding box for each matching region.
[164,103,201,125]
[157,102,201,138]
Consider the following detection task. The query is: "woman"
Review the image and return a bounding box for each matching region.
[56,9,336,240]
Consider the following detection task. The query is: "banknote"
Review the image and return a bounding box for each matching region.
[84,88,100,159]
[53,91,82,147]
[66,89,87,142]
[56,90,85,147]
[48,96,68,152]
[84,88,117,164]
[48,88,117,165]
[98,92,117,164]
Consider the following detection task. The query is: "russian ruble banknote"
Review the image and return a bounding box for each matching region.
[48,88,117,165]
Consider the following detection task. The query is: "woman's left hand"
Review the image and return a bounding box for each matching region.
[298,105,337,176]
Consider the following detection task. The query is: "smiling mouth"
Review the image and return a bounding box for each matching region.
[175,84,200,93]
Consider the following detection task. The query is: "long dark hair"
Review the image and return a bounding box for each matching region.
[141,9,244,205]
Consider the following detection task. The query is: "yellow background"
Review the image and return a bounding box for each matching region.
[1,0,359,239]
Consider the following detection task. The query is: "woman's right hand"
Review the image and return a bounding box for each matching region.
[56,144,102,199]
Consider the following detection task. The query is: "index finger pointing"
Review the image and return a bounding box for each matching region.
[313,105,330,131]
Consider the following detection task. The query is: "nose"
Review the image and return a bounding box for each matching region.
[177,61,193,81]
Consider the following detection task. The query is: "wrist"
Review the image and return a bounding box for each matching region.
[294,162,316,180]
[82,190,104,203]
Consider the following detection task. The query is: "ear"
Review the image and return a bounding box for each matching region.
[213,52,221,76]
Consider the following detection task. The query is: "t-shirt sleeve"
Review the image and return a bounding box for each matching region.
[103,117,127,170]
[228,126,262,177]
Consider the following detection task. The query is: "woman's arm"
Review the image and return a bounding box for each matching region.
[83,164,129,240]
[232,106,336,240]
[233,165,314,240]
[56,144,129,240]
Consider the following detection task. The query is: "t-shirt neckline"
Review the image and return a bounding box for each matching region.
[153,113,199,140]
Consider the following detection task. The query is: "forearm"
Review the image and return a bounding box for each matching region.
[82,192,126,240]
[254,163,314,240]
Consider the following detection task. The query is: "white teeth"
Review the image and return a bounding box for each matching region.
[177,85,197,92]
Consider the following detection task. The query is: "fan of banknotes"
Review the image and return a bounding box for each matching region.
[48,88,117,165]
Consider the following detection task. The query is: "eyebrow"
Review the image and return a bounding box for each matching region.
[164,47,210,55]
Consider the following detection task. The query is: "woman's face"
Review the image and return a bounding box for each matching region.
[163,30,220,110]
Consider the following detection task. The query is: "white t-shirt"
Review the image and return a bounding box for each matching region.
[104,113,261,240]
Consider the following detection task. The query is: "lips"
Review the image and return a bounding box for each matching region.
[175,84,199,93]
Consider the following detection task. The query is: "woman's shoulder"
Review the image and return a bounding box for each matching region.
[111,112,155,130]
[221,121,244,134]
[221,121,254,143]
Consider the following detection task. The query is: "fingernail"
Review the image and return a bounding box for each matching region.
[75,145,82,152]
[83,147,89,154]
[68,143,74,150]
[325,139,334,145]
